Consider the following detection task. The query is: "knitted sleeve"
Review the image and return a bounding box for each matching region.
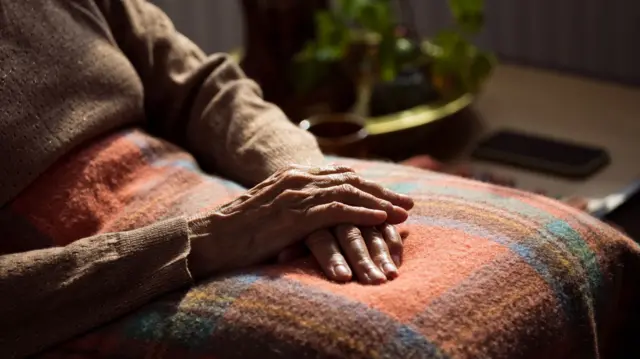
[97,0,325,186]
[0,218,193,358]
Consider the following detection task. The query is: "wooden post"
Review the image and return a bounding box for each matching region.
[240,0,356,121]
[240,0,328,103]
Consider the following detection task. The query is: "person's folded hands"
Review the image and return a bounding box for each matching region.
[275,170,414,285]
[186,164,413,278]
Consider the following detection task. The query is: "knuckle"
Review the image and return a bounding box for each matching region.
[334,164,355,172]
[339,183,357,194]
[276,166,298,179]
[278,189,306,203]
[372,253,390,264]
[371,181,386,191]
[344,229,363,244]
[385,229,402,243]
[369,236,386,248]
[363,227,383,240]
[283,169,311,184]
[328,201,344,210]
[381,222,399,235]
[342,173,361,184]
[327,201,346,212]
[356,258,374,269]
[282,167,299,177]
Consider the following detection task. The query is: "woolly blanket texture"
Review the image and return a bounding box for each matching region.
[10,129,639,359]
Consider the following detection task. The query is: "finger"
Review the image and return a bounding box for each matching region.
[305,230,352,282]
[361,227,398,280]
[306,202,388,229]
[335,225,387,284]
[277,243,309,263]
[305,185,408,224]
[379,223,403,267]
[317,173,414,210]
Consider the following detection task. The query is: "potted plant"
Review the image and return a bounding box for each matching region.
[292,0,496,117]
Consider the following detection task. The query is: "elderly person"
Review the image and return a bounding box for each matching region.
[0,0,413,356]
[2,1,638,359]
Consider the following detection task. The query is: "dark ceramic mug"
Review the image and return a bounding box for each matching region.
[299,114,369,158]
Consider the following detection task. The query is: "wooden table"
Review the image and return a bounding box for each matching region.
[467,64,640,198]
[369,64,639,199]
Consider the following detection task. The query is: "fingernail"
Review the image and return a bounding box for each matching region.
[383,263,399,279]
[369,268,387,284]
[392,255,401,266]
[400,195,414,208]
[392,206,409,221]
[334,265,351,279]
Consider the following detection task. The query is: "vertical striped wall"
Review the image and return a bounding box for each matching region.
[153,0,640,85]
[151,0,244,55]
[411,0,640,85]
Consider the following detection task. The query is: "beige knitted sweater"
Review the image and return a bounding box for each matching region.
[0,0,323,357]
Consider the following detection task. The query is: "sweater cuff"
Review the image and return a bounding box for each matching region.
[115,217,194,300]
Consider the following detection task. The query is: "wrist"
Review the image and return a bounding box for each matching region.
[185,212,223,278]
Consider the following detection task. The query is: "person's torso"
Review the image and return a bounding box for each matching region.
[0,0,145,206]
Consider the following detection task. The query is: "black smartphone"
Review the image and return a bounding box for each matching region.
[471,130,610,179]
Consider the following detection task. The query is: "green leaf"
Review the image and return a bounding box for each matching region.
[315,11,337,47]
[339,0,365,19]
[448,0,484,15]
[378,27,397,81]
[432,30,464,49]
[312,10,350,62]
[448,0,484,34]
[358,2,391,33]
[468,51,496,89]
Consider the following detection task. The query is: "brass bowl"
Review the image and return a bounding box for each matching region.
[299,114,369,157]
[365,93,474,135]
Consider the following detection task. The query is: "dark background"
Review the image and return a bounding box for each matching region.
[152,0,640,86]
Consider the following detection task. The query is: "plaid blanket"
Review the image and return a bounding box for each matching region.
[9,129,639,358]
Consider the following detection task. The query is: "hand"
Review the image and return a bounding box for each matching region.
[310,223,403,284]
[186,165,413,278]
[278,223,404,285]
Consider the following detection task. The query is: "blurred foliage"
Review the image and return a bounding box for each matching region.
[293,0,495,96]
